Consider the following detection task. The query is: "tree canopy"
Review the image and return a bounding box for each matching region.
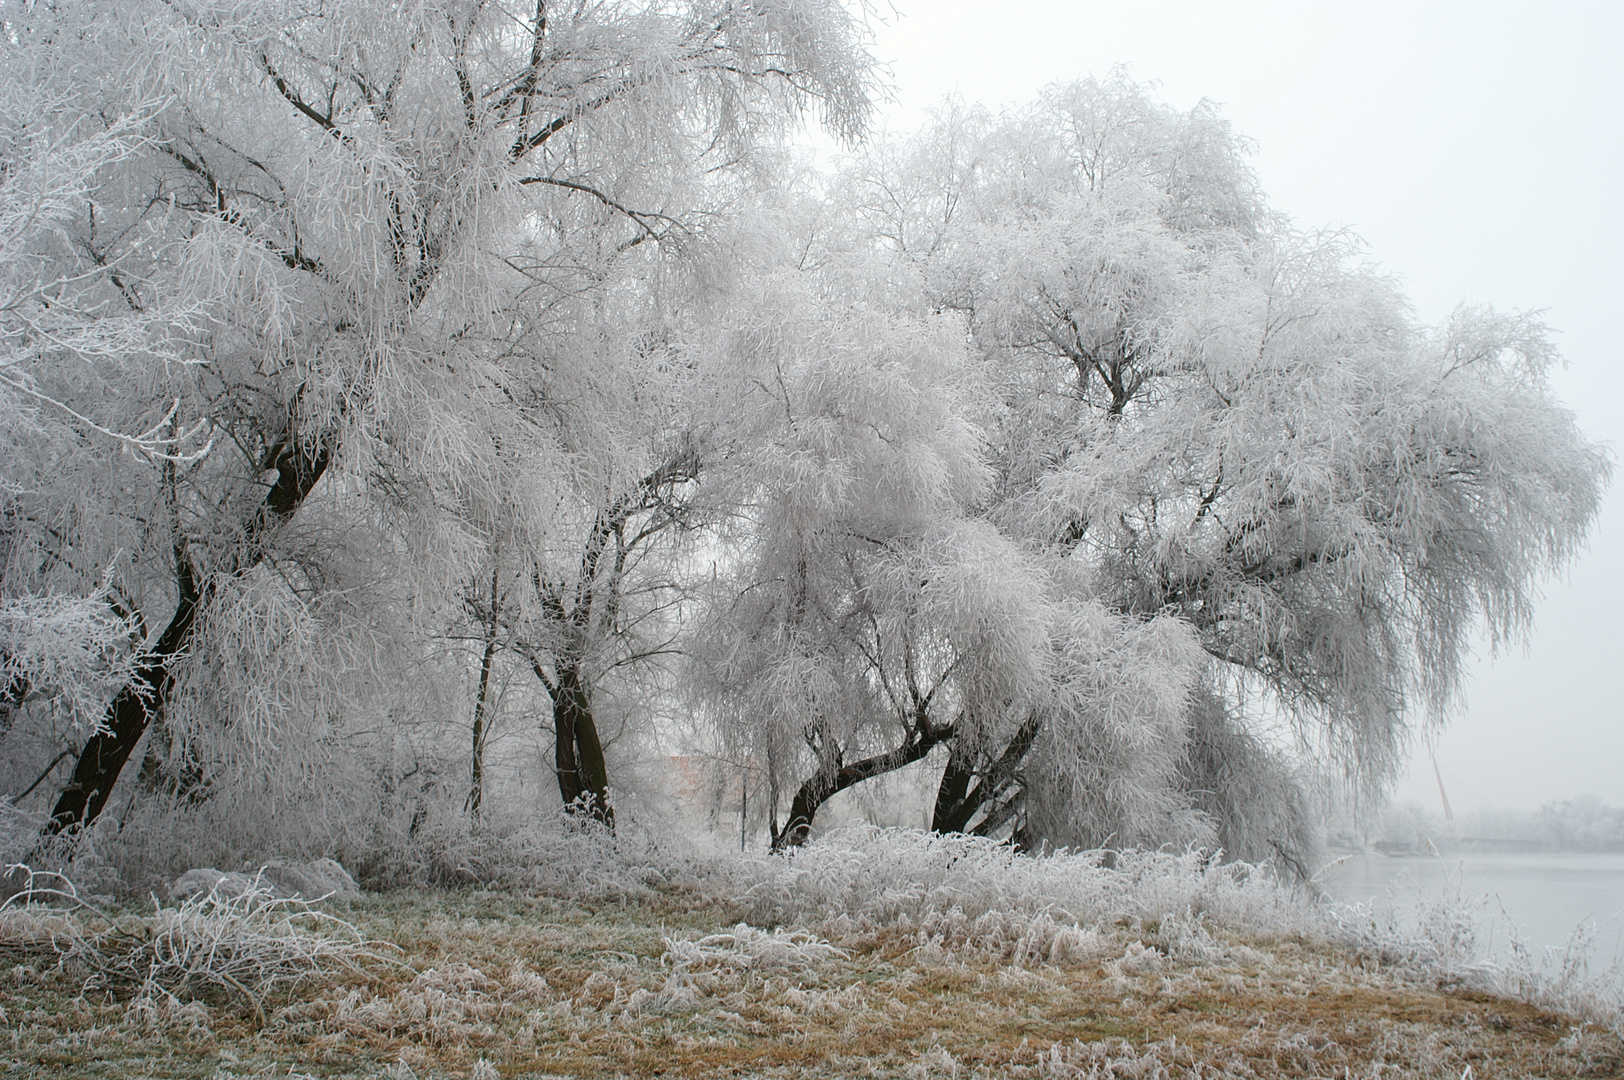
[0,15,1606,885]
[837,75,1608,857]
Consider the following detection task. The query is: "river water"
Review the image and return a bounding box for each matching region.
[1316,852,1624,961]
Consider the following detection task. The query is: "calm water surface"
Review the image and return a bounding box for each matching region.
[1317,852,1624,958]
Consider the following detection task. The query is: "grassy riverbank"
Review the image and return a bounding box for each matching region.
[3,830,1621,1078]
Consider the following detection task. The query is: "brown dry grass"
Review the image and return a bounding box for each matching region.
[2,887,1619,1079]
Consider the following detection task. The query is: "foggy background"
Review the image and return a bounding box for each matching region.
[803,0,1624,814]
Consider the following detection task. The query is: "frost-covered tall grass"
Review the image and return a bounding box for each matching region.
[0,870,379,1026]
[713,826,1624,1029]
[8,810,1623,1039]
[723,825,1308,938]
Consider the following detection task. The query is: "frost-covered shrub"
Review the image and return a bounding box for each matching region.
[723,825,1316,942]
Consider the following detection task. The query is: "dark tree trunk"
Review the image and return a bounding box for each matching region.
[467,561,503,820]
[930,742,977,833]
[467,635,500,819]
[929,711,1043,838]
[552,661,612,828]
[44,560,201,837]
[40,423,333,840]
[573,696,611,827]
[770,722,952,851]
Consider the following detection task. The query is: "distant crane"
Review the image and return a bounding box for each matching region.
[1431,750,1454,824]
[1431,749,1460,844]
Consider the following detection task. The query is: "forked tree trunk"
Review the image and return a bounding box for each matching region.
[529,449,698,833]
[929,711,1043,838]
[552,661,612,828]
[41,425,332,840]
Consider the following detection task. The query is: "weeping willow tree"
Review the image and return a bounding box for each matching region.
[842,73,1610,863]
[0,0,876,872]
[686,230,1052,849]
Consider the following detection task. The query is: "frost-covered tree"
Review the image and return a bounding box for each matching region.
[0,59,207,811]
[451,278,704,827]
[686,213,1047,848]
[846,74,1610,860]
[0,0,876,854]
[682,191,1209,850]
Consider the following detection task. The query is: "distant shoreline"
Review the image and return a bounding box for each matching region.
[1329,843,1624,857]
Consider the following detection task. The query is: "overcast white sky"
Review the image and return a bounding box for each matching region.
[809,1,1624,813]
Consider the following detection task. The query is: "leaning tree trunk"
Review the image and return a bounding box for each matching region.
[930,741,977,833]
[44,553,203,838]
[41,425,332,840]
[770,722,953,852]
[552,661,612,829]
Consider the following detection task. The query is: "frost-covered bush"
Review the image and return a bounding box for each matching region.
[723,825,1316,942]
[0,870,377,1023]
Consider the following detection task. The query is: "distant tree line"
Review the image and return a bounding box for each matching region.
[1342,796,1624,854]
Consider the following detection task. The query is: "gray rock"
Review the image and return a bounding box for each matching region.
[169,857,360,903]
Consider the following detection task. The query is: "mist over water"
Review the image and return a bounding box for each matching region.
[1319,852,1624,963]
